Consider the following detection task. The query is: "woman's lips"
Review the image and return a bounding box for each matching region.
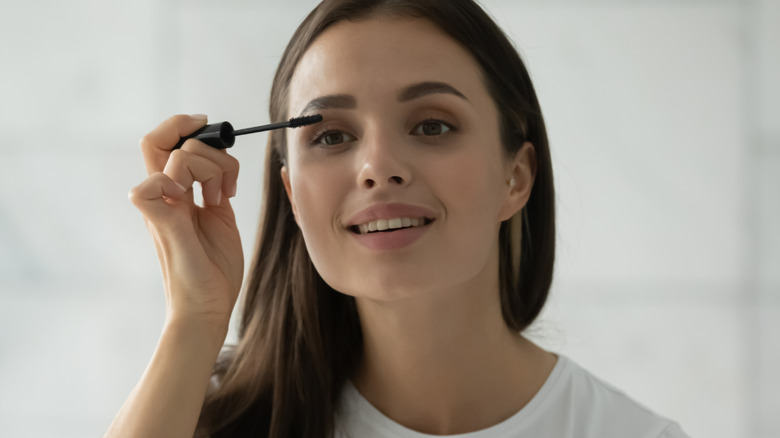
[349,219,433,250]
[350,216,433,234]
[344,202,437,250]
[346,202,436,228]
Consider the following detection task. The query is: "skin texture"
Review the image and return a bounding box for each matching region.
[281,17,556,435]
[108,115,244,438]
[132,114,243,323]
[110,15,555,438]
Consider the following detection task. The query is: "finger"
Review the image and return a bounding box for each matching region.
[179,139,240,198]
[139,114,208,176]
[163,149,224,207]
[128,172,189,223]
[130,175,210,286]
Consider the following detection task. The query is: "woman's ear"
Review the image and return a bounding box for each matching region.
[280,166,300,225]
[498,141,537,222]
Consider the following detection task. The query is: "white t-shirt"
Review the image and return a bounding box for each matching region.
[334,355,689,438]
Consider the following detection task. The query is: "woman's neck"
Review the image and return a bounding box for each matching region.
[351,282,557,435]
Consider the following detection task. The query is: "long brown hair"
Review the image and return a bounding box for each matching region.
[197,1,555,436]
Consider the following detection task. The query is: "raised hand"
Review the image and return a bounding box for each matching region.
[129,114,244,326]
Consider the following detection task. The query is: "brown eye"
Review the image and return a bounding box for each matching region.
[412,120,452,136]
[314,130,355,146]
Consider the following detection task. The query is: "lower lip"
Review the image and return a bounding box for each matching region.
[350,224,431,250]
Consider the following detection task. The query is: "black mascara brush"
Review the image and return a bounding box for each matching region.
[172,114,323,150]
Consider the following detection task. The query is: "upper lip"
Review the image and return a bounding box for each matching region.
[345,202,437,228]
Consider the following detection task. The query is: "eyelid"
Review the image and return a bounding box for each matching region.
[410,118,456,136]
[310,127,357,146]
[301,113,355,144]
[303,114,456,145]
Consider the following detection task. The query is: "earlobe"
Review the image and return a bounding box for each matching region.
[280,166,299,225]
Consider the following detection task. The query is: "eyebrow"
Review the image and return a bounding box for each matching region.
[297,94,356,117]
[297,81,468,117]
[398,81,468,102]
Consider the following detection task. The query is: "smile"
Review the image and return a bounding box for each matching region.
[350,217,434,234]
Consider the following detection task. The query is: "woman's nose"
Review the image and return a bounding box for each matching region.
[356,133,412,190]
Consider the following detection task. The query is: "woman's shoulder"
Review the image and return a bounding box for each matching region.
[533,355,689,438]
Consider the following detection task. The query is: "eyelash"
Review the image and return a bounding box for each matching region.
[412,119,455,136]
[310,128,353,147]
[309,119,456,147]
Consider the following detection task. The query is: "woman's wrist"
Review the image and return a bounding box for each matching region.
[163,312,231,353]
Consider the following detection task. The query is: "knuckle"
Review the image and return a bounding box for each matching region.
[150,171,167,181]
[167,149,186,165]
[139,133,152,151]
[203,173,221,187]
[127,185,143,204]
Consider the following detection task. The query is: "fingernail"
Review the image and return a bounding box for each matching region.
[173,181,187,193]
[191,114,208,122]
[214,189,222,205]
[228,183,237,198]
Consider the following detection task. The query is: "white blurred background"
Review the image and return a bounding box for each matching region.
[0,0,777,437]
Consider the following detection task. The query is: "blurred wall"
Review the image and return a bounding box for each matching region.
[0,0,777,437]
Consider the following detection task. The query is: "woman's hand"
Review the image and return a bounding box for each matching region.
[129,114,244,328]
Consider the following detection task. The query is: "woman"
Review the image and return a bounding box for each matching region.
[107,1,688,437]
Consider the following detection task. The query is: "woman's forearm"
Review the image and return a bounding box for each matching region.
[104,317,228,438]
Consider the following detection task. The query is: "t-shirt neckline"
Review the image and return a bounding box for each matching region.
[340,354,569,438]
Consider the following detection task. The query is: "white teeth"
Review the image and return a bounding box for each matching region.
[354,217,428,234]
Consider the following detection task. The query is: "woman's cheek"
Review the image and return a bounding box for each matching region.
[293,170,346,264]
[438,153,488,208]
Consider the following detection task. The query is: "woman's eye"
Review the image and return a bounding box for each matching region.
[314,130,355,146]
[412,120,452,136]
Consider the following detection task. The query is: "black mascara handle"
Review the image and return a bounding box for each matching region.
[173,122,235,150]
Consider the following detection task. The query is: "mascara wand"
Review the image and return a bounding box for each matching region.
[172,114,323,150]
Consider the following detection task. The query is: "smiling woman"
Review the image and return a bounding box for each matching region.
[107,1,689,438]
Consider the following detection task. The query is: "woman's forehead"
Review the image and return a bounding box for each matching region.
[287,16,488,116]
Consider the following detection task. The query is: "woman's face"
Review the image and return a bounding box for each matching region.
[282,17,532,301]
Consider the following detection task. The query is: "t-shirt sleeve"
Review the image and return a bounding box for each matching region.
[657,422,690,438]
